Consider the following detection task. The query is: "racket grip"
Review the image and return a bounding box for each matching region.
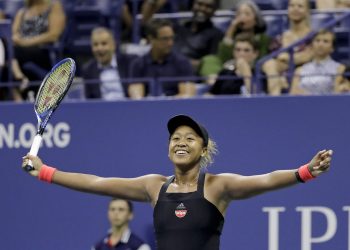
[24,135,43,172]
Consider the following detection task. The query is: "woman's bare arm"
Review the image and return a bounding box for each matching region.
[219,150,332,200]
[23,154,165,202]
[290,67,305,95]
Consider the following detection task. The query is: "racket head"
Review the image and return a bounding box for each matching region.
[34,58,76,133]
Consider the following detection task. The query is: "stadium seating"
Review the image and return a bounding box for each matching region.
[311,12,334,29]
[254,0,288,10]
[1,0,350,98]
[63,6,106,56]
[264,14,286,36]
[0,0,23,19]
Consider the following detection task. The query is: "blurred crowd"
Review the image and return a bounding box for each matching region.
[0,0,350,102]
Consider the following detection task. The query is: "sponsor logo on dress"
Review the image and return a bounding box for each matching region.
[175,203,187,218]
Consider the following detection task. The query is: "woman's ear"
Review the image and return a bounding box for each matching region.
[201,148,207,157]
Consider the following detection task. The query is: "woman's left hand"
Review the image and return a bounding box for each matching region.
[308,150,333,177]
[13,35,32,47]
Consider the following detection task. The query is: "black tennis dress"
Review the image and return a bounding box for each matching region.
[153,172,224,250]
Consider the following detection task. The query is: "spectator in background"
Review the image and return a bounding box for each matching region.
[92,198,151,250]
[316,0,350,9]
[290,30,346,95]
[128,19,194,99]
[199,0,271,77]
[174,0,223,73]
[262,0,313,95]
[219,0,271,64]
[209,33,264,96]
[11,0,66,100]
[82,27,137,100]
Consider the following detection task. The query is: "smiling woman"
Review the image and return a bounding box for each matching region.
[167,115,217,169]
[22,114,333,250]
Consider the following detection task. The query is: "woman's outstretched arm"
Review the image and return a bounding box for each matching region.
[22,154,164,202]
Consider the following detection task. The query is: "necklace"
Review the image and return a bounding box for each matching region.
[174,173,199,187]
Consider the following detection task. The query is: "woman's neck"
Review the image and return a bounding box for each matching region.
[290,19,310,35]
[314,55,330,63]
[174,167,200,187]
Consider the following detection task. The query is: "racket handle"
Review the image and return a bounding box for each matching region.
[24,135,43,172]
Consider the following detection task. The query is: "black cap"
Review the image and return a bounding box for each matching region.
[167,115,209,146]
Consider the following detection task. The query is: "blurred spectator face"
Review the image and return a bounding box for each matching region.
[150,26,175,57]
[233,41,258,65]
[288,0,309,23]
[192,0,217,23]
[236,3,257,31]
[312,32,334,58]
[91,30,116,66]
[108,200,133,228]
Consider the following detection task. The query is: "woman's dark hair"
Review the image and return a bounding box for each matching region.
[145,19,173,39]
[235,0,267,34]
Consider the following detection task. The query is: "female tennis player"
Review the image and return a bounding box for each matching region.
[22,114,333,250]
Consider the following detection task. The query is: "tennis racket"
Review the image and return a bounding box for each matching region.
[24,58,76,172]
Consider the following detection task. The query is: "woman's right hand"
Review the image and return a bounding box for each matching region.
[230,16,243,29]
[277,52,290,63]
[225,16,243,39]
[22,154,44,177]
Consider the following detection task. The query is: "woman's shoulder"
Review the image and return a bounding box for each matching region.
[205,172,241,182]
[50,0,65,12]
[14,7,26,18]
[337,62,346,73]
[51,0,64,7]
[142,174,168,182]
[282,30,293,40]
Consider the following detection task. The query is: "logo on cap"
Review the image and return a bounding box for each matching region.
[175,203,187,218]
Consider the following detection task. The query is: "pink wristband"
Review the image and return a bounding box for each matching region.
[298,163,315,182]
[38,164,57,183]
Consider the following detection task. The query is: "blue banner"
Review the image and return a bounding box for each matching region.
[1,95,349,250]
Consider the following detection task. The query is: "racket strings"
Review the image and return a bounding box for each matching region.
[36,62,73,114]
